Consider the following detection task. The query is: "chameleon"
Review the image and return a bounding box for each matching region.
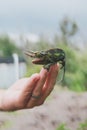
[25,48,66,81]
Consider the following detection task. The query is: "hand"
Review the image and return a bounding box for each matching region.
[0,64,59,111]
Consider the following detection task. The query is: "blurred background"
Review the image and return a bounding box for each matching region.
[0,0,87,130]
[0,0,87,90]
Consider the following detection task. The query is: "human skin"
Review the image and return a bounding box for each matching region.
[0,64,59,111]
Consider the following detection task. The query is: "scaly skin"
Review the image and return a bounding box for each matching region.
[25,48,66,81]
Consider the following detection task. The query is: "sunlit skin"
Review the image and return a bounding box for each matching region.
[0,64,59,111]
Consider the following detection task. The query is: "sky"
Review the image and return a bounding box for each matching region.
[0,0,87,36]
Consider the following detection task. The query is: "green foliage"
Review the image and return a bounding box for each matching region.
[0,120,12,129]
[25,63,42,77]
[64,72,86,91]
[56,121,87,130]
[24,17,87,92]
[77,120,87,130]
[25,37,87,91]
[56,124,70,130]
[0,17,86,92]
[0,35,21,57]
[56,43,87,91]
[53,18,87,91]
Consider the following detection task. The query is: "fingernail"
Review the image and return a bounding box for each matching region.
[40,68,48,74]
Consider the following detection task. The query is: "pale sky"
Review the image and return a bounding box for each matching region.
[0,0,87,35]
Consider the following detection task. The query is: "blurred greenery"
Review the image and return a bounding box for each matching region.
[25,63,42,77]
[77,120,87,130]
[0,17,87,91]
[56,123,70,130]
[56,121,87,130]
[0,120,12,129]
[25,17,87,91]
[0,35,21,57]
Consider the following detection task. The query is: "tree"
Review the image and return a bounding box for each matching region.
[0,35,21,57]
[60,17,78,45]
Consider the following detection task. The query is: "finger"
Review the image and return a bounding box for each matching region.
[36,64,59,105]
[16,74,40,108]
[27,68,48,108]
[21,73,40,94]
[44,64,59,94]
[32,68,48,95]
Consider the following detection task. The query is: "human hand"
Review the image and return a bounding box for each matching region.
[0,64,59,111]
